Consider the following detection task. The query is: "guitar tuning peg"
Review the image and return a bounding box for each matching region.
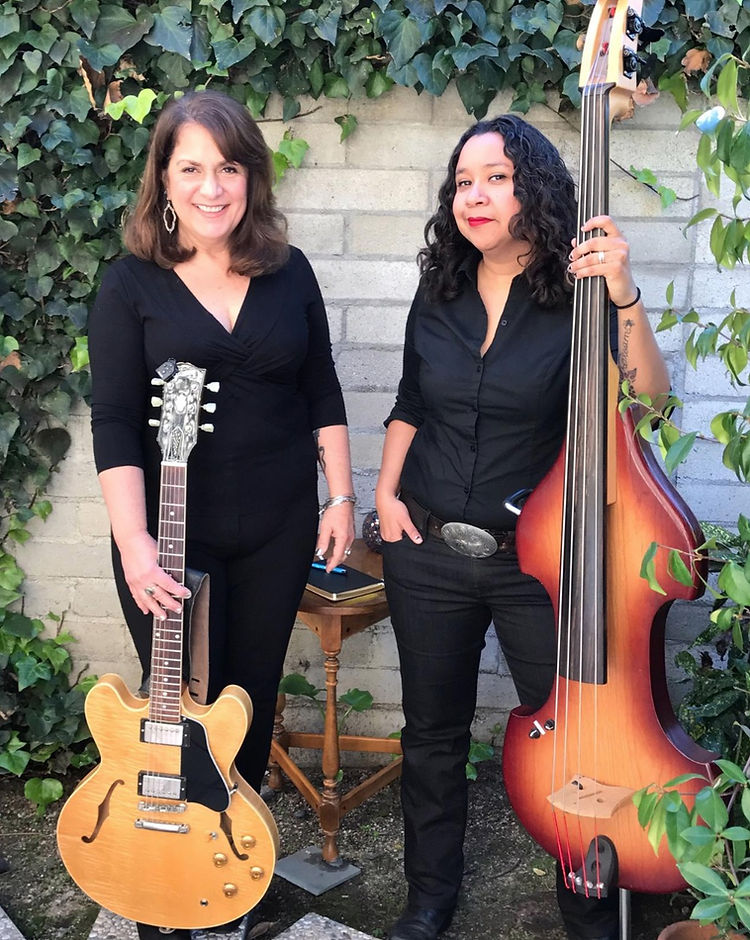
[200,423,214,433]
[623,49,640,77]
[202,402,217,414]
[151,397,163,407]
[151,377,165,386]
[206,382,220,393]
[148,419,160,428]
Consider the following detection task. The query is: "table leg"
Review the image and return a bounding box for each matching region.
[318,647,342,863]
[267,691,287,791]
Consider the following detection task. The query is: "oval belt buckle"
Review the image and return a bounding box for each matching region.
[440,522,498,558]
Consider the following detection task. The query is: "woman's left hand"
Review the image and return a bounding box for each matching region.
[316,502,356,571]
[568,215,640,309]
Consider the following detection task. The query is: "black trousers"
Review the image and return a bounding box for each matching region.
[112,491,318,792]
[382,527,618,939]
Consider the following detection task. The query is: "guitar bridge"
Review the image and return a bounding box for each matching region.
[140,718,190,747]
[138,800,187,814]
[138,771,186,801]
[135,818,189,834]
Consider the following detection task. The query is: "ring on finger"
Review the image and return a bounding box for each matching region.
[144,585,156,597]
[344,548,352,557]
[598,250,605,264]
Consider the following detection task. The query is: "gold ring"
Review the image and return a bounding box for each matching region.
[144,585,156,596]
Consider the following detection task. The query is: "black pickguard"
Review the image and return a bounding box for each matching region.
[181,717,231,812]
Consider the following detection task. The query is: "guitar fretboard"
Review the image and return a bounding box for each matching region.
[148,461,187,723]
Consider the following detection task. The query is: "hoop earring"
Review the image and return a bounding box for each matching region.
[162,199,177,234]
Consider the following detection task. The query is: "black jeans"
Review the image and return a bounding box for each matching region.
[382,527,618,938]
[112,492,317,792]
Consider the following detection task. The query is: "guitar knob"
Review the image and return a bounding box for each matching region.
[206,381,220,393]
[199,423,214,433]
[202,402,217,414]
[249,866,264,880]
[240,835,256,849]
[148,419,160,428]
[151,397,163,407]
[213,853,228,867]
[222,883,238,897]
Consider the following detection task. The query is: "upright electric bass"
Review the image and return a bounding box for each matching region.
[502,0,715,899]
[57,360,278,930]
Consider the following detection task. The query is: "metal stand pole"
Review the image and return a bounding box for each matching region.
[619,887,631,940]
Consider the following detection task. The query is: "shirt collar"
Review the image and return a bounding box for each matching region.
[457,252,481,285]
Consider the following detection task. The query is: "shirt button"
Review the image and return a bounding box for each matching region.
[501,319,508,326]
[476,365,481,372]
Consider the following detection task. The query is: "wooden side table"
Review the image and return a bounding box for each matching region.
[268,540,402,864]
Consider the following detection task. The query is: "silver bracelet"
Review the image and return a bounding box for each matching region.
[319,494,356,516]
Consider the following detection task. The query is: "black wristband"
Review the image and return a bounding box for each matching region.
[612,286,641,310]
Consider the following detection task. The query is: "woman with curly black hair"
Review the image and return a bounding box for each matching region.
[375,115,669,940]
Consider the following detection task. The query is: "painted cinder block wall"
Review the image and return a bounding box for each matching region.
[14,86,747,748]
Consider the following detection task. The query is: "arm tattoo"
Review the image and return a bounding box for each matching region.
[618,318,638,390]
[313,429,326,471]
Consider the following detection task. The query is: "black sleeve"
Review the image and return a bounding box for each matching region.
[294,249,347,430]
[88,260,149,473]
[384,281,426,429]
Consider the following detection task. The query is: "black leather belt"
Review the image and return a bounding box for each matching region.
[400,493,516,556]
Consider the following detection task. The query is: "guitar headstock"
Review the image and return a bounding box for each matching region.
[580,0,644,119]
[149,359,219,464]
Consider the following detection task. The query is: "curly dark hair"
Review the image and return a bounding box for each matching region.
[419,115,577,307]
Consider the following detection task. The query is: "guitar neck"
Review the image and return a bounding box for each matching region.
[148,460,187,722]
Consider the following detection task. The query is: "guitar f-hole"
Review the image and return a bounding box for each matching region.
[81,779,125,843]
[219,810,249,861]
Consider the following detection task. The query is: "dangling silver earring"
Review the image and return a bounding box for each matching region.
[162,199,177,234]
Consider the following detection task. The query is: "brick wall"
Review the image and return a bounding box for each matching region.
[14,86,748,747]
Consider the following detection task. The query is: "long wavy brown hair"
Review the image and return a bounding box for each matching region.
[124,90,288,276]
[419,115,577,307]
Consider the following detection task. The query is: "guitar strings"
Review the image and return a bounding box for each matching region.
[553,25,612,894]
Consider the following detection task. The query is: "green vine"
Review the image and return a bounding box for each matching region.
[1,0,748,798]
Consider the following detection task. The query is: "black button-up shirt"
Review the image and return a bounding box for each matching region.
[386,261,617,530]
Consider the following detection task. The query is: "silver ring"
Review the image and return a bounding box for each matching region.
[598,251,605,264]
[144,585,156,597]
[344,548,352,557]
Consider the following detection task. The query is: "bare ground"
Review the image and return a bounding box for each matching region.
[0,761,691,940]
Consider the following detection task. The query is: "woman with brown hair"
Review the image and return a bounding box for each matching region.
[88,89,354,939]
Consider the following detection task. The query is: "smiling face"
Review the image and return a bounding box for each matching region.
[452,131,527,266]
[163,122,248,253]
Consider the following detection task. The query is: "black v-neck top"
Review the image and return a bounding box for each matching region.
[88,247,346,526]
[386,261,617,530]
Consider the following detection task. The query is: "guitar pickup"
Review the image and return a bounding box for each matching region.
[138,771,186,801]
[140,719,190,747]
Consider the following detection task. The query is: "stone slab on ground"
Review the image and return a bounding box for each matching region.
[88,909,375,939]
[0,905,24,940]
[88,909,248,938]
[273,914,375,939]
[275,847,361,895]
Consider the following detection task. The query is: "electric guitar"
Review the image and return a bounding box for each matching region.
[57,360,279,930]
